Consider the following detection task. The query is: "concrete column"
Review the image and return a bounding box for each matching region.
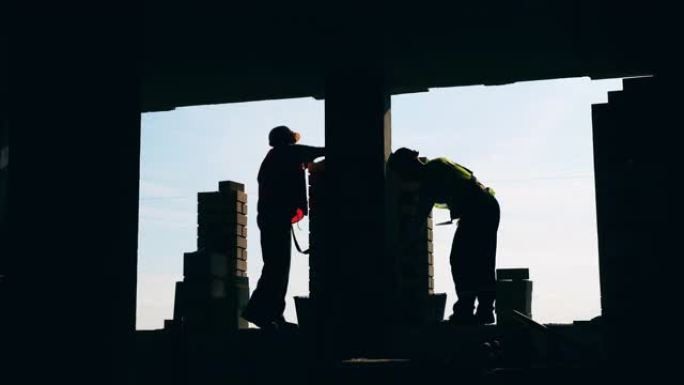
[323,69,392,356]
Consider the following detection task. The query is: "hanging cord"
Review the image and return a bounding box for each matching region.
[291,226,310,254]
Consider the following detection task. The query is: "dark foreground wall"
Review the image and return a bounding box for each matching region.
[2,4,141,384]
[593,75,683,381]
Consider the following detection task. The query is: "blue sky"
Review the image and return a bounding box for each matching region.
[137,76,623,330]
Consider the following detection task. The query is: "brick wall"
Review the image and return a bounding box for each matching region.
[307,162,326,299]
[393,178,444,324]
[168,180,250,333]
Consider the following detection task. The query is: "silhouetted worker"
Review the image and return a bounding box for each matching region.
[242,125,324,330]
[388,148,500,325]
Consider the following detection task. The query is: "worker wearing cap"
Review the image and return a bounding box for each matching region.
[242,126,325,330]
[387,147,500,325]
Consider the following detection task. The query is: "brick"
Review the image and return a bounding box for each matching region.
[197,224,239,238]
[184,251,229,279]
[235,191,247,203]
[496,279,533,319]
[427,228,433,241]
[232,248,243,260]
[427,242,433,253]
[237,214,247,226]
[427,252,434,265]
[236,201,248,215]
[235,259,247,272]
[197,192,230,209]
[197,210,247,226]
[197,233,247,250]
[197,242,243,255]
[218,180,245,193]
[496,268,529,280]
[428,265,434,277]
[198,191,247,211]
[183,277,230,300]
[198,212,247,226]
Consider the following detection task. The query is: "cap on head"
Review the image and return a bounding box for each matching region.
[269,125,300,147]
[387,147,421,178]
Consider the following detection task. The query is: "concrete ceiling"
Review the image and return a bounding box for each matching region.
[142,0,659,112]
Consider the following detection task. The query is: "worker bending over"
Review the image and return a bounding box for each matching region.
[387,148,500,325]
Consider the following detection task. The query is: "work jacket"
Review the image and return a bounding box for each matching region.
[257,144,325,221]
[418,157,495,220]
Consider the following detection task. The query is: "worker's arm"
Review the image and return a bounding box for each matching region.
[447,198,463,221]
[294,144,325,163]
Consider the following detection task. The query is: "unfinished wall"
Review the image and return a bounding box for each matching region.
[305,161,444,328]
[168,180,250,333]
[308,162,326,300]
[592,75,679,375]
[390,177,445,325]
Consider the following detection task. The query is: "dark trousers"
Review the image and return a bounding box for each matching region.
[450,193,500,314]
[242,213,292,323]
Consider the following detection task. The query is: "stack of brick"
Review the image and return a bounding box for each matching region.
[394,179,443,324]
[307,161,326,300]
[292,161,325,328]
[166,180,250,333]
[495,268,533,325]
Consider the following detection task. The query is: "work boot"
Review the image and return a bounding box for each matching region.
[475,308,496,325]
[476,294,496,325]
[241,309,278,331]
[248,318,279,331]
[273,316,298,330]
[448,301,476,326]
[242,317,279,330]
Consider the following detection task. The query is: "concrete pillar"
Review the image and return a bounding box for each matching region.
[323,69,392,356]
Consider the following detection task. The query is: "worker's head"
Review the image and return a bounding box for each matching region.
[268,125,301,147]
[387,147,424,180]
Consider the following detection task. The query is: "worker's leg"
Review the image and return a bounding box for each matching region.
[450,217,478,320]
[474,195,500,323]
[242,214,292,326]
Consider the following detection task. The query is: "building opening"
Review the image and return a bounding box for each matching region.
[393,76,623,324]
[136,77,622,330]
[137,98,324,330]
